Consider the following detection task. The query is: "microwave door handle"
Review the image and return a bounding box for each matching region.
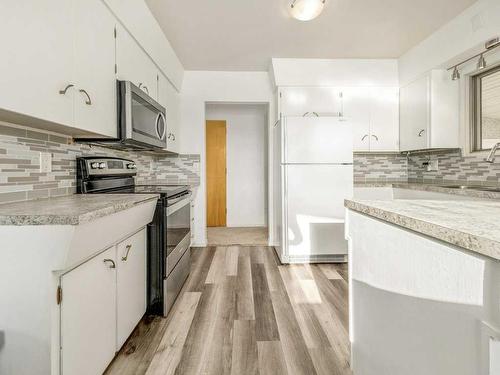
[159,112,166,140]
[155,112,162,140]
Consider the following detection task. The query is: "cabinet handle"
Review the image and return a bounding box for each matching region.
[172,134,176,141]
[371,134,379,141]
[418,129,425,137]
[59,84,74,95]
[302,112,319,117]
[167,133,172,139]
[103,259,116,269]
[79,89,92,105]
[138,83,149,94]
[122,245,132,262]
[361,134,369,141]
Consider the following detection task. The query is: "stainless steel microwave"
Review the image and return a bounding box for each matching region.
[118,80,166,149]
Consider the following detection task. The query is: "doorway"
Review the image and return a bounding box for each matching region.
[205,103,269,246]
[206,120,227,227]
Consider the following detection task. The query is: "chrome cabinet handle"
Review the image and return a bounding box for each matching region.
[172,134,176,141]
[418,129,425,137]
[371,134,379,141]
[103,259,116,269]
[167,133,172,139]
[361,134,369,141]
[121,245,132,261]
[303,112,319,117]
[138,83,149,94]
[79,89,92,105]
[59,84,74,95]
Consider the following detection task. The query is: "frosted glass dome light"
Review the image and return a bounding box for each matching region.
[290,0,326,21]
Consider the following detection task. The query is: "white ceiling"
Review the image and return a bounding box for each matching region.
[145,0,477,71]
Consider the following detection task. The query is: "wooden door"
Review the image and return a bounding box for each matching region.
[60,247,116,375]
[206,120,227,227]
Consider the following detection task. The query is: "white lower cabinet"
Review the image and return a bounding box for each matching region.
[60,228,147,375]
[116,229,147,348]
[60,246,117,375]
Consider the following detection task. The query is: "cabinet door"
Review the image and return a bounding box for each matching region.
[400,76,429,151]
[116,25,158,100]
[370,87,400,151]
[73,0,117,137]
[0,0,73,126]
[280,87,343,117]
[158,73,180,153]
[116,229,147,348]
[343,88,371,152]
[61,247,116,375]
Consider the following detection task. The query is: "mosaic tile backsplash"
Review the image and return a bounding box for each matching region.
[0,122,200,204]
[408,149,500,186]
[354,153,408,183]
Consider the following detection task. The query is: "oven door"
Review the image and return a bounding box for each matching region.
[119,80,166,149]
[165,192,192,269]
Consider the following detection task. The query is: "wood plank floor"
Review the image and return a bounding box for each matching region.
[105,246,352,375]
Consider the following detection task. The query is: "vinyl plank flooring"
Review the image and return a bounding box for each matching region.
[231,320,258,375]
[257,341,289,375]
[251,263,280,341]
[109,246,351,375]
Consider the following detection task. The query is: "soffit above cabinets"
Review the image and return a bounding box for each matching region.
[145,0,476,71]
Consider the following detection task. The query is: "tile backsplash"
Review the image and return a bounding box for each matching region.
[354,153,407,183]
[0,122,200,204]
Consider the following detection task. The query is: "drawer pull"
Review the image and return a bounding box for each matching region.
[122,244,132,262]
[103,259,116,269]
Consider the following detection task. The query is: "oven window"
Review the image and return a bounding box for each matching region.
[166,201,190,256]
[131,93,161,140]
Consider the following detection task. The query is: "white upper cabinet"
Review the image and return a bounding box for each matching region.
[400,70,459,151]
[0,0,74,127]
[116,24,159,100]
[158,73,180,153]
[73,0,117,138]
[343,88,371,152]
[369,87,400,151]
[279,87,343,117]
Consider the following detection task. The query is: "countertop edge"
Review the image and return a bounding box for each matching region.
[344,199,500,261]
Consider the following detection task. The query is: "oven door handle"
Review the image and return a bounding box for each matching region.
[166,194,192,216]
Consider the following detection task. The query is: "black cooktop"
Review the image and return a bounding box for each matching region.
[110,184,190,198]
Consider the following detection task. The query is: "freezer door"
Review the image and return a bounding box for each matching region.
[285,164,353,258]
[284,117,353,164]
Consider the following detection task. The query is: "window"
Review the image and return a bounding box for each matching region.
[471,66,500,151]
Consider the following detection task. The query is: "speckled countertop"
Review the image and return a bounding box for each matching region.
[345,197,500,261]
[0,194,159,225]
[355,181,500,200]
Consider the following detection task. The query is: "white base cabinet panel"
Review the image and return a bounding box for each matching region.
[60,247,117,375]
[116,229,147,348]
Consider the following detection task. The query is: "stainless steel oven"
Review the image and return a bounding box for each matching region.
[164,190,192,314]
[118,80,166,149]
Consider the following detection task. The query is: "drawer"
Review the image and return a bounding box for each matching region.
[166,232,191,276]
[164,248,190,316]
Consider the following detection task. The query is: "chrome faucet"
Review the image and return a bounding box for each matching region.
[486,142,500,163]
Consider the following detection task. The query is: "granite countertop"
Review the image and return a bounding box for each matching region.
[0,194,159,226]
[345,198,500,261]
[355,182,500,200]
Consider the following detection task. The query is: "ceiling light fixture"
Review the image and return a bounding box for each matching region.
[477,54,487,70]
[290,0,326,21]
[451,66,460,80]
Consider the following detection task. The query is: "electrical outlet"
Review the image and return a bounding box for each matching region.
[426,160,439,172]
[40,152,52,173]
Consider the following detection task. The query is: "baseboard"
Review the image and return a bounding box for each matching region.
[286,254,347,264]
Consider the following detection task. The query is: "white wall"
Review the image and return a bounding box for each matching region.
[398,0,500,85]
[179,71,275,246]
[206,104,268,227]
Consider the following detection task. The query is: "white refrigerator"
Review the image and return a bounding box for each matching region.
[273,116,353,263]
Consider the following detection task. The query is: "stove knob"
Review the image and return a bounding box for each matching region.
[98,162,106,169]
[90,162,99,169]
[127,163,136,169]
